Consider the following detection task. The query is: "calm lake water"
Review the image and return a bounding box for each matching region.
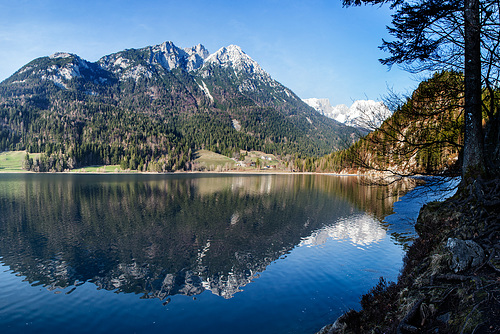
[0,173,427,333]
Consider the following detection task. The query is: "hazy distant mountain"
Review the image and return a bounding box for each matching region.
[303,98,391,129]
[0,41,360,171]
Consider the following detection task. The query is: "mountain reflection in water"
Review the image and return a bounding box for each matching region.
[0,174,414,302]
[299,214,387,248]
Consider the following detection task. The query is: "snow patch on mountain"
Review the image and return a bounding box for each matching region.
[122,64,153,81]
[197,80,214,102]
[149,41,188,71]
[49,52,75,59]
[41,54,88,88]
[232,119,242,131]
[303,98,391,129]
[184,43,210,71]
[204,45,270,79]
[113,57,131,69]
[146,41,211,72]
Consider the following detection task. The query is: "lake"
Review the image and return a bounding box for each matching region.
[0,173,427,333]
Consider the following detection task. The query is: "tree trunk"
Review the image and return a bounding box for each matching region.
[463,0,485,181]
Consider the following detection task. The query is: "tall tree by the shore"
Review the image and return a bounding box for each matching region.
[343,0,500,184]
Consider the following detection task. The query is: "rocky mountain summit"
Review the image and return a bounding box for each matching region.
[15,52,112,89]
[98,41,210,79]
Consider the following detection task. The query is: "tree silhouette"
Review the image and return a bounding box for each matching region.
[343,0,500,185]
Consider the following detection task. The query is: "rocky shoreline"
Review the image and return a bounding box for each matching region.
[319,177,500,333]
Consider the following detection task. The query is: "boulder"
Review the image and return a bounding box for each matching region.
[446,238,485,272]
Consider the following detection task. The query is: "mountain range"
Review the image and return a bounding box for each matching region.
[302,98,391,129]
[0,41,360,172]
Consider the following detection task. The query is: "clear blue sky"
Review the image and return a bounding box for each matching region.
[0,0,419,106]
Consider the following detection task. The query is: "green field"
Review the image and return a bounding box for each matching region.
[1,149,283,173]
[0,149,236,173]
[192,149,236,171]
[71,165,124,173]
[0,151,41,172]
[0,151,123,173]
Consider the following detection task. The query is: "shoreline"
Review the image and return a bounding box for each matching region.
[0,169,397,179]
[319,177,500,333]
[0,150,402,178]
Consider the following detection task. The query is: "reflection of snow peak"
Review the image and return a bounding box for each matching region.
[299,214,386,247]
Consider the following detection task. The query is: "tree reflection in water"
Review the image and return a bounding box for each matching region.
[0,174,414,301]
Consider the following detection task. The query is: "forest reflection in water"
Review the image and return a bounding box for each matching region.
[0,173,414,303]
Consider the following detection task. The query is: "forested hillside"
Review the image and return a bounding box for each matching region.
[0,42,358,172]
[296,72,468,174]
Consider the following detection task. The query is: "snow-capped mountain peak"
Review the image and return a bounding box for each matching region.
[148,41,210,72]
[149,41,210,71]
[185,43,210,59]
[303,98,391,129]
[183,43,210,71]
[204,45,269,78]
[96,41,272,83]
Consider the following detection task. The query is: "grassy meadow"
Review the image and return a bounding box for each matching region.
[0,151,41,172]
[1,149,285,173]
[192,149,236,171]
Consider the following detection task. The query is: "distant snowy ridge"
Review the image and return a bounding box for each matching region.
[303,98,391,129]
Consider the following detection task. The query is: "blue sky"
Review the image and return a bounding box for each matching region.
[0,0,419,106]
